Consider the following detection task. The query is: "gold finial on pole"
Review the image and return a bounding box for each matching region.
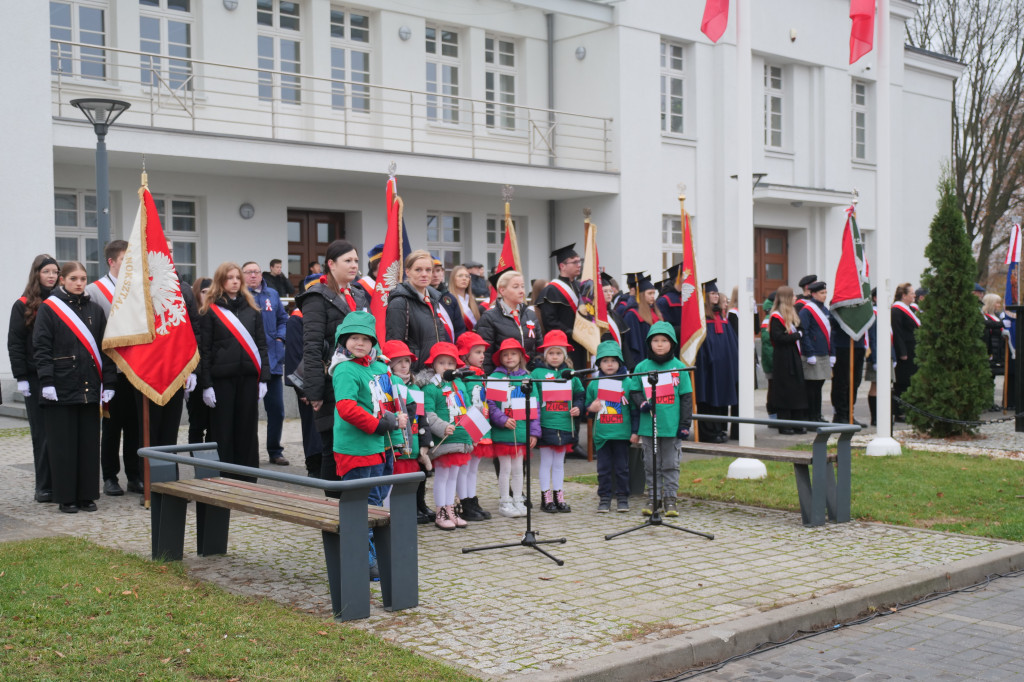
[388,161,397,178]
[503,184,513,220]
[141,155,148,188]
[583,207,592,224]
[852,187,860,205]
[678,182,687,215]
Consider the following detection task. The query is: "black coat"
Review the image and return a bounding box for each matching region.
[262,271,294,299]
[297,281,369,431]
[892,305,919,385]
[475,298,539,373]
[32,287,115,405]
[385,283,447,371]
[8,288,51,380]
[198,295,271,388]
[538,277,586,367]
[767,316,807,411]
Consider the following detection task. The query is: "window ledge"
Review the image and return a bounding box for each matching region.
[661,133,697,147]
[51,75,122,92]
[852,159,877,170]
[484,127,529,140]
[425,121,474,136]
[765,148,794,159]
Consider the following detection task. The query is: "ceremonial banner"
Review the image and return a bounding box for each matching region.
[849,0,875,64]
[677,211,705,366]
[102,180,198,405]
[831,206,875,340]
[371,175,404,341]
[1004,223,1020,342]
[573,218,612,355]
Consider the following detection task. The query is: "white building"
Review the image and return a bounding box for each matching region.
[2,0,960,382]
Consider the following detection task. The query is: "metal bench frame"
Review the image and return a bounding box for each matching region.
[138,443,424,621]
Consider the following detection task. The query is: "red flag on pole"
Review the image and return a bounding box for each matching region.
[701,0,729,43]
[849,0,875,64]
[489,193,522,305]
[102,178,198,405]
[372,175,405,341]
[678,212,705,366]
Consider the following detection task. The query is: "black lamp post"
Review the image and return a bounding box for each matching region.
[71,98,130,275]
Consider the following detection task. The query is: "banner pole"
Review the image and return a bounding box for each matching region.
[1003,341,1010,413]
[849,337,855,424]
[142,396,151,509]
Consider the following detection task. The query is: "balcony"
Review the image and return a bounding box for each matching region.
[51,41,615,173]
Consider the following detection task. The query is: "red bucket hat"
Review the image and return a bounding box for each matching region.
[492,337,528,366]
[381,339,416,363]
[424,341,465,368]
[537,329,574,351]
[456,332,487,357]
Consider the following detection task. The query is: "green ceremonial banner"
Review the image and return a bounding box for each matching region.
[831,210,875,340]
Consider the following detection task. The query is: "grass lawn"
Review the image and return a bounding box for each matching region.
[0,537,474,681]
[570,449,1024,542]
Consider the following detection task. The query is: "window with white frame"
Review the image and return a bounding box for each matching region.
[427,212,463,273]
[330,7,371,112]
[661,215,683,272]
[660,41,685,134]
[54,190,102,281]
[140,0,193,91]
[764,64,784,149]
[151,195,200,284]
[852,79,868,160]
[425,26,461,124]
[50,0,107,81]
[257,0,302,104]
[485,35,516,130]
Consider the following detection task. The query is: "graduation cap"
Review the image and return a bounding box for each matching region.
[550,243,578,264]
[367,243,384,263]
[625,271,646,291]
[664,263,684,288]
[807,281,827,293]
[702,278,719,293]
[599,271,617,288]
[636,273,656,293]
[488,266,513,290]
[798,274,818,289]
[654,278,671,294]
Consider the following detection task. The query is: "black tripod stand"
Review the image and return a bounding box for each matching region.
[605,371,715,542]
[463,376,567,565]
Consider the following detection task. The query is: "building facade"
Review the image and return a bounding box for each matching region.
[1,0,959,380]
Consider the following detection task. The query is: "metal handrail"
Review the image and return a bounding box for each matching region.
[692,414,861,435]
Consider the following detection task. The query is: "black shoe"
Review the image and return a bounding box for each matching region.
[126,479,144,494]
[369,563,380,582]
[269,456,290,466]
[458,497,488,522]
[35,490,53,503]
[416,509,432,525]
[473,496,492,520]
[78,500,98,512]
[103,479,124,496]
[779,428,796,435]
[541,490,558,513]
[714,433,729,444]
[59,503,79,514]
[793,427,808,434]
[553,490,571,513]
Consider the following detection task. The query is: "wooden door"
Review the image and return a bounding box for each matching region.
[754,228,787,302]
[287,210,345,290]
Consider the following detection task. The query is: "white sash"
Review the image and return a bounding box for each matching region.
[549,279,580,308]
[892,301,921,327]
[44,297,103,378]
[210,304,262,372]
[436,301,455,342]
[804,301,831,348]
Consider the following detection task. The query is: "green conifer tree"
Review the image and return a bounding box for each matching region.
[903,173,991,436]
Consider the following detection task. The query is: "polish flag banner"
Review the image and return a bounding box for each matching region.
[701,0,729,43]
[597,378,624,403]
[541,381,572,403]
[510,396,539,420]
[102,179,198,405]
[408,388,426,415]
[644,372,678,400]
[460,406,492,443]
[371,175,404,341]
[485,380,511,403]
[849,0,875,64]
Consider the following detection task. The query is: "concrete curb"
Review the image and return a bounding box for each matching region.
[524,544,1024,681]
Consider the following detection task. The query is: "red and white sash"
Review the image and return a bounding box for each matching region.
[355,275,375,298]
[606,316,622,345]
[770,311,800,355]
[892,301,921,327]
[43,297,103,380]
[210,304,262,373]
[93,277,115,304]
[549,279,580,308]
[804,301,831,348]
[435,302,456,342]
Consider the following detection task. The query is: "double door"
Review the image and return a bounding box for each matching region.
[287,211,345,291]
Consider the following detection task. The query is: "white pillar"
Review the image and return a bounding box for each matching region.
[735,0,756,448]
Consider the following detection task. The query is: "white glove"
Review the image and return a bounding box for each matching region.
[41,386,58,401]
[806,355,817,365]
[203,387,216,408]
[258,382,268,400]
[1002,328,1011,339]
[788,323,797,333]
[17,381,30,397]
[101,389,115,403]
[829,356,836,368]
[1004,317,1013,329]
[185,373,197,394]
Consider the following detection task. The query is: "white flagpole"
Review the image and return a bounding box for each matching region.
[867,0,902,455]
[736,0,756,449]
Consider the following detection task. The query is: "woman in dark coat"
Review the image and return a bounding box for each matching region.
[767,286,808,434]
[296,240,368,485]
[8,254,60,502]
[33,260,116,513]
[891,282,920,421]
[385,249,448,371]
[199,262,270,481]
[694,281,739,443]
[476,269,539,373]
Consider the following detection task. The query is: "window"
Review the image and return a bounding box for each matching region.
[140,0,193,91]
[485,35,516,130]
[152,196,200,284]
[426,26,461,124]
[661,215,683,272]
[660,41,684,134]
[764,64,784,149]
[54,190,102,281]
[50,1,107,80]
[330,7,371,112]
[852,79,868,160]
[427,212,463,273]
[257,0,302,104]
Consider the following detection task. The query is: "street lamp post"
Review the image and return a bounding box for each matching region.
[71,98,130,276]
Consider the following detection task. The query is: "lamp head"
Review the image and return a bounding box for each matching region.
[71,98,131,136]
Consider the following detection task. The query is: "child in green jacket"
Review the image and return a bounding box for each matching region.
[585,340,634,513]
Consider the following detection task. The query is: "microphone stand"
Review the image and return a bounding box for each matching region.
[605,370,715,542]
[462,375,567,565]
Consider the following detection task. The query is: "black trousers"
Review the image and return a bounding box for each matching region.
[209,375,259,482]
[45,403,101,505]
[697,403,728,440]
[805,379,826,422]
[831,347,865,422]
[318,428,340,498]
[24,374,52,495]
[295,390,323,459]
[101,374,139,482]
[135,389,184,448]
[186,388,210,444]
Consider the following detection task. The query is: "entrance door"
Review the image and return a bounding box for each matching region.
[287,210,345,291]
[754,228,787,302]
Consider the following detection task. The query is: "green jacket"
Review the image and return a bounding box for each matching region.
[530,366,584,432]
[331,358,390,457]
[391,374,424,458]
[585,373,633,449]
[424,379,474,446]
[627,321,693,437]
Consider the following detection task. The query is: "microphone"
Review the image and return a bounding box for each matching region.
[560,368,594,379]
[442,367,476,381]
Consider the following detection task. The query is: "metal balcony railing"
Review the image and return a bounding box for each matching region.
[50,40,615,172]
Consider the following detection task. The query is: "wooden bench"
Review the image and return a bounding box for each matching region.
[685,416,858,527]
[138,443,424,622]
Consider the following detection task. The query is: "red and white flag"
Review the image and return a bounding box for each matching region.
[460,406,492,443]
[701,0,729,43]
[510,396,539,420]
[849,0,874,64]
[678,211,706,366]
[542,381,572,403]
[408,388,426,415]
[644,372,678,400]
[597,378,624,403]
[102,179,198,405]
[488,197,524,306]
[485,380,511,402]
[371,175,405,341]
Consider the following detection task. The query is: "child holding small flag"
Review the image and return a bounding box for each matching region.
[585,340,633,513]
[455,332,492,521]
[386,340,435,524]
[378,340,423,511]
[627,322,692,518]
[531,330,585,513]
[487,337,540,517]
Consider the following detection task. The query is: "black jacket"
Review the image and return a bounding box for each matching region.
[296,281,369,431]
[475,298,539,374]
[32,286,115,405]
[8,287,51,380]
[262,271,294,299]
[385,283,448,371]
[198,295,271,388]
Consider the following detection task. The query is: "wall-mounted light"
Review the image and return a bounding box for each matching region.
[223,0,238,10]
[790,200,804,208]
[789,28,797,42]
[398,26,412,41]
[575,46,587,61]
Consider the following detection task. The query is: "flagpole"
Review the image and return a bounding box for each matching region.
[849,337,855,424]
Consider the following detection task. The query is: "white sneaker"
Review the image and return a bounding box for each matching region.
[513,496,528,517]
[498,499,519,517]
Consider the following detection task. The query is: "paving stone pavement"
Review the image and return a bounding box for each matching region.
[0,420,1018,679]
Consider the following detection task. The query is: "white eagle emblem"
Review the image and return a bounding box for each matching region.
[375,261,401,307]
[148,251,187,336]
[678,269,695,303]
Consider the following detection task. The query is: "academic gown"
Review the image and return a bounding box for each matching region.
[694,310,739,407]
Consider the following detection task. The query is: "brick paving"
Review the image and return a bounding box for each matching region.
[0,420,1017,678]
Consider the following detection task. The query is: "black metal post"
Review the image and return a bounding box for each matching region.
[1010,305,1024,432]
[94,128,110,274]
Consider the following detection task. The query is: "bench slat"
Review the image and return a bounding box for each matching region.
[680,442,836,464]
[204,478,391,521]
